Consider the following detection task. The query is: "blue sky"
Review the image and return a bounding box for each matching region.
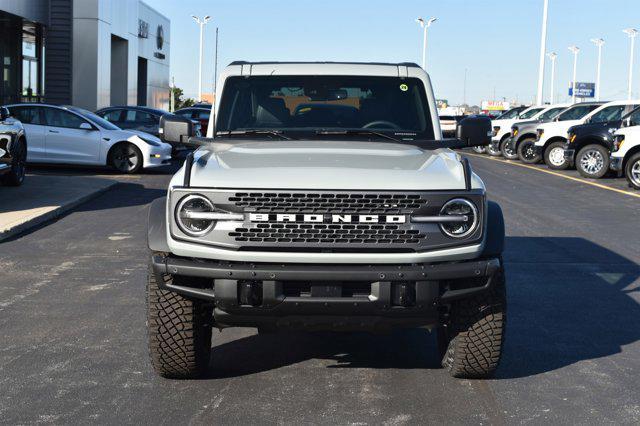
[148,0,640,105]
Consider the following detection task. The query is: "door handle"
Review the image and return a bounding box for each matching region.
[48,129,60,133]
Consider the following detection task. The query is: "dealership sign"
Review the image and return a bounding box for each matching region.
[481,100,510,111]
[569,82,595,98]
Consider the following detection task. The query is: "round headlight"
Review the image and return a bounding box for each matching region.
[176,195,216,236]
[439,198,478,238]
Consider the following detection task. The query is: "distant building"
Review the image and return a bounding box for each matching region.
[0,0,170,110]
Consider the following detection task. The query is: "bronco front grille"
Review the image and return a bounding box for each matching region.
[228,192,427,214]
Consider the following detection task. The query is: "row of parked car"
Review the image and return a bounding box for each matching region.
[469,100,640,190]
[0,103,212,186]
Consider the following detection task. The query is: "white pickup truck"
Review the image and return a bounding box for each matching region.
[487,105,545,156]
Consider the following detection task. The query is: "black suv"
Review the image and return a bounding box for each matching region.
[565,103,640,178]
[0,106,27,186]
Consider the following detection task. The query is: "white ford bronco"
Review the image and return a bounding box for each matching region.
[147,62,506,379]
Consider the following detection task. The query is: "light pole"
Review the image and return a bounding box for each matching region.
[416,17,437,70]
[624,28,638,100]
[546,52,557,104]
[568,46,580,104]
[535,0,550,105]
[192,15,211,101]
[590,38,604,101]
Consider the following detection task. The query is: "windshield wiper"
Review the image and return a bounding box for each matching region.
[217,129,293,140]
[315,129,401,142]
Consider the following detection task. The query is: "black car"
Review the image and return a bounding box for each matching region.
[95,106,169,137]
[565,103,640,178]
[0,106,27,186]
[174,107,211,135]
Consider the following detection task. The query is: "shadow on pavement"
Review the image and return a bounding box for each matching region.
[203,236,640,379]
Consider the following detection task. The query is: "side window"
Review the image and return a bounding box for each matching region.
[195,110,211,120]
[10,106,43,125]
[44,108,87,129]
[628,109,640,127]
[126,111,156,124]
[175,110,192,118]
[101,110,123,122]
[590,106,626,123]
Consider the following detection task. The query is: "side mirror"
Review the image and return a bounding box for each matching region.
[456,115,492,147]
[79,122,94,130]
[623,117,632,128]
[0,107,10,121]
[159,114,195,143]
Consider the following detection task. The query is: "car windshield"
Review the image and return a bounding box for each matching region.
[519,107,544,119]
[69,107,120,130]
[538,107,566,121]
[216,75,434,140]
[495,108,522,120]
[556,105,599,121]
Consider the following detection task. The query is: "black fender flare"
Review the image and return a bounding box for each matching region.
[148,197,170,252]
[481,201,505,258]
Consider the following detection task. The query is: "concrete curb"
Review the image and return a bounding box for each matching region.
[0,181,118,243]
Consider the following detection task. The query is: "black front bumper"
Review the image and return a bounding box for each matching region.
[151,255,502,331]
[563,147,576,166]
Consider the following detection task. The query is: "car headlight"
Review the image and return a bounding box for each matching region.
[569,133,576,143]
[492,126,500,137]
[512,128,519,137]
[536,129,544,140]
[176,195,216,236]
[137,135,161,147]
[612,135,625,152]
[439,198,478,238]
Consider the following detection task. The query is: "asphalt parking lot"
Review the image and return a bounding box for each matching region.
[1,155,639,425]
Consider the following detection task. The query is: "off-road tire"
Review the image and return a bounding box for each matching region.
[1,137,26,186]
[439,267,506,379]
[500,138,518,160]
[624,152,640,190]
[147,264,213,379]
[544,141,569,170]
[486,140,503,157]
[517,138,540,164]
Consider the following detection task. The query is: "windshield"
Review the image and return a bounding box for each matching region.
[69,107,120,130]
[556,104,599,121]
[216,76,434,140]
[519,107,544,119]
[538,107,566,121]
[495,108,522,120]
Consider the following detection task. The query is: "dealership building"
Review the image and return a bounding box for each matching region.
[0,0,170,110]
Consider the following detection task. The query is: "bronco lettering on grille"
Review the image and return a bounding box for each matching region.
[249,213,406,224]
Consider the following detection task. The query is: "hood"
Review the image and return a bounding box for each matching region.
[177,140,479,190]
[569,120,621,137]
[125,129,163,143]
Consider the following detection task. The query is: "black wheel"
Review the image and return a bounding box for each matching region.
[500,138,518,160]
[486,139,503,157]
[472,146,486,154]
[1,137,27,186]
[147,264,213,379]
[517,138,541,164]
[576,144,609,179]
[110,143,143,174]
[544,141,569,170]
[624,152,640,190]
[438,266,506,379]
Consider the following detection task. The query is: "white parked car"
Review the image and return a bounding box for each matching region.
[611,108,640,189]
[5,104,173,174]
[487,105,545,156]
[438,115,463,137]
[529,102,605,166]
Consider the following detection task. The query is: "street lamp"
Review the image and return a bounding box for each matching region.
[416,17,437,70]
[568,46,580,104]
[192,15,211,102]
[623,28,638,100]
[535,0,550,105]
[546,52,557,104]
[590,38,604,101]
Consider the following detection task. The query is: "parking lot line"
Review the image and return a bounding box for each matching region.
[465,152,640,200]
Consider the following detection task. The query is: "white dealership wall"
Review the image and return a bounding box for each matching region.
[72,0,170,110]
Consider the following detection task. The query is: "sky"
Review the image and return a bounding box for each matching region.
[147,0,640,106]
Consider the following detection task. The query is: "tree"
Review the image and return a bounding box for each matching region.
[170,86,195,110]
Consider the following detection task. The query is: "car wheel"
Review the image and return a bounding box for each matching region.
[576,145,609,179]
[472,146,486,154]
[544,141,569,170]
[1,137,27,186]
[624,153,640,190]
[110,143,143,174]
[486,140,502,157]
[517,138,540,163]
[500,138,518,160]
